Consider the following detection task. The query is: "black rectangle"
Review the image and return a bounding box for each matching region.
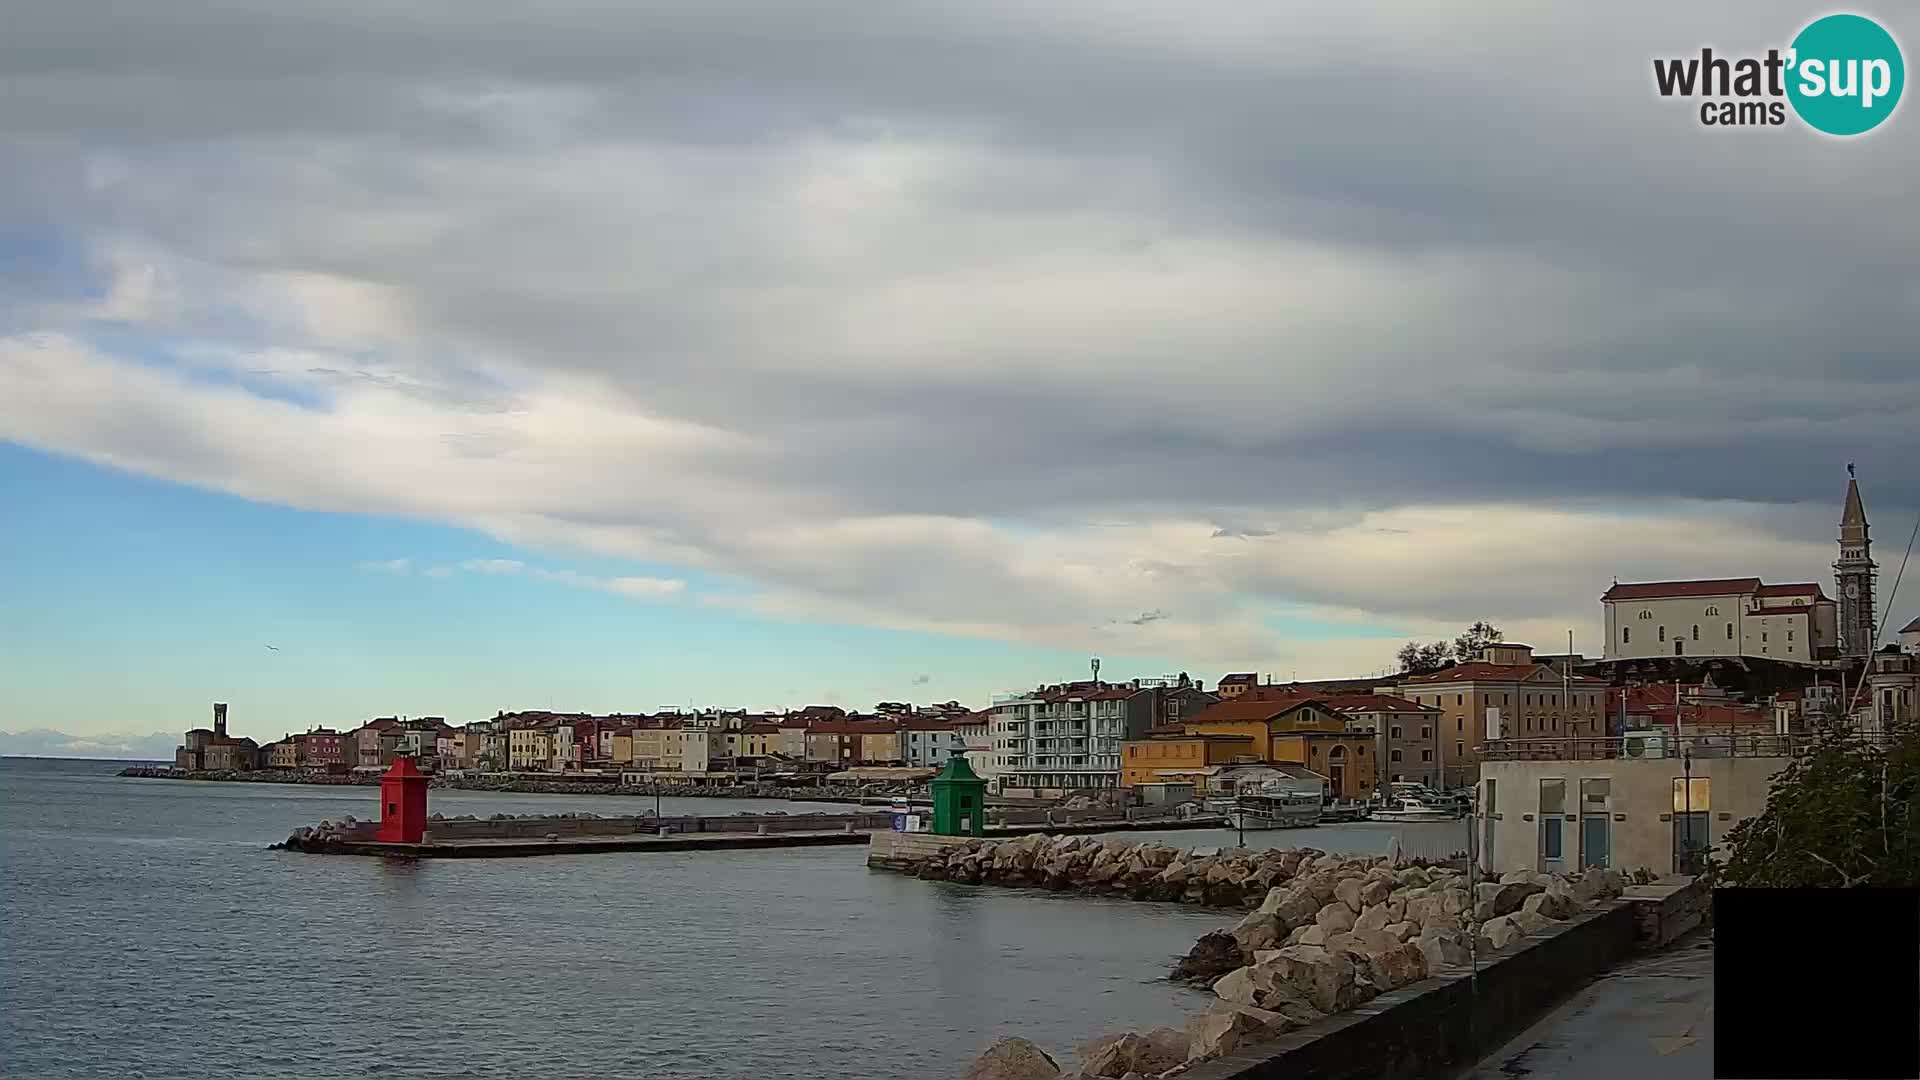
[1715,888,1920,1079]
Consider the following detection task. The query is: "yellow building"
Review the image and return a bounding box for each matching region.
[1120,733,1258,787]
[630,728,682,771]
[1269,732,1375,799]
[509,728,551,770]
[1163,697,1379,799]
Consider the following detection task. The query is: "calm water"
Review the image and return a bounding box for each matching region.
[0,758,1457,1080]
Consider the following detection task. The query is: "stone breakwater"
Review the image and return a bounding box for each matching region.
[117,766,902,802]
[903,832,1467,910]
[950,837,1642,1080]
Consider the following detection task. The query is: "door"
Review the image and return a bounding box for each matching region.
[1537,779,1567,873]
[1579,778,1611,869]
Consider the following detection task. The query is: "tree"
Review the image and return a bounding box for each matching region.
[1453,620,1504,662]
[1712,715,1920,887]
[1393,620,1505,675]
[1396,640,1454,675]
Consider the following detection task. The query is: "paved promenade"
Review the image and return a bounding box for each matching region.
[1457,931,1713,1080]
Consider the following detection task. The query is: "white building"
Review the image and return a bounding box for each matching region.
[1855,647,1919,735]
[1478,740,1787,878]
[899,717,970,768]
[1602,578,1838,664]
[1900,616,1920,657]
[986,684,1136,796]
[677,729,729,773]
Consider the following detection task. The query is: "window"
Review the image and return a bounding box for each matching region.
[1787,629,1795,641]
[1761,631,1768,642]
[1623,627,1630,644]
[1421,749,1433,761]
[1456,694,1463,706]
[1456,716,1463,732]
[1420,726,1431,738]
[1390,749,1402,762]
[1658,626,1666,642]
[1705,605,1720,616]
[1727,623,1734,640]
[1390,725,1402,739]
[1455,740,1464,758]
[1639,610,1652,620]
[1692,624,1699,640]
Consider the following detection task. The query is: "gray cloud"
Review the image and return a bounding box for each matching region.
[1,1,1916,674]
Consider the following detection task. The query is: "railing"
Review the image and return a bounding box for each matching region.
[1480,730,1892,761]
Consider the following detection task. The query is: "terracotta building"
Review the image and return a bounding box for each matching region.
[1397,643,1608,787]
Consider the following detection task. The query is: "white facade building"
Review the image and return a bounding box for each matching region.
[1602,578,1837,664]
[986,684,1137,795]
[899,719,970,768]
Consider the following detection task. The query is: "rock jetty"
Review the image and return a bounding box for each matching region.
[956,840,1634,1079]
[907,832,1460,909]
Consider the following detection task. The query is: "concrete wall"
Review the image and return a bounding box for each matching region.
[1478,755,1786,876]
[1186,905,1642,1080]
[421,811,889,841]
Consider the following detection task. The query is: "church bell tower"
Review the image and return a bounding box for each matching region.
[1835,464,1877,658]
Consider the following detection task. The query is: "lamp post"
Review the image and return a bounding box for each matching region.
[1681,747,1694,875]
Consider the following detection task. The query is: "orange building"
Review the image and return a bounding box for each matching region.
[1120,732,1258,787]
[1125,698,1378,799]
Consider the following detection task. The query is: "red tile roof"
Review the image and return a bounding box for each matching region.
[741,722,780,734]
[1322,693,1439,714]
[1218,673,1258,684]
[1602,578,1763,601]
[1901,617,1920,634]
[1404,663,1607,686]
[1186,697,1328,724]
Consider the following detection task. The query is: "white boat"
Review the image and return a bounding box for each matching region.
[1368,796,1461,823]
[1226,788,1323,830]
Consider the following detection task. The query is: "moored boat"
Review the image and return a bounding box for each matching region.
[1368,795,1461,822]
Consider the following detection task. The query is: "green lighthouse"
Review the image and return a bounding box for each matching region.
[929,751,987,836]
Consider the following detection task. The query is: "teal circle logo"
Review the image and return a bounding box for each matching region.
[1787,14,1904,135]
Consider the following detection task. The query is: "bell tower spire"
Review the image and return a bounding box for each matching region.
[1835,464,1876,658]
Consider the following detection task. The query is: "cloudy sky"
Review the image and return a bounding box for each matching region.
[3,2,1915,743]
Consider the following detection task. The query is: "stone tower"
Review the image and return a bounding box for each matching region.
[1835,465,1877,658]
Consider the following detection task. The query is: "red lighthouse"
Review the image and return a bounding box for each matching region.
[373,756,429,844]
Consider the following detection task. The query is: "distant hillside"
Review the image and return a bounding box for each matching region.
[0,729,176,761]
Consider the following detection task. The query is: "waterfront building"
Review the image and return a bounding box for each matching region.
[1602,578,1838,664]
[1397,644,1608,788]
[853,718,904,765]
[899,716,968,768]
[351,718,401,768]
[986,682,1139,796]
[1125,676,1219,733]
[1322,693,1444,789]
[954,710,990,759]
[1477,729,1797,877]
[1120,732,1259,791]
[508,728,550,770]
[172,703,264,771]
[296,727,349,770]
[774,717,810,759]
[265,739,299,769]
[677,728,729,773]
